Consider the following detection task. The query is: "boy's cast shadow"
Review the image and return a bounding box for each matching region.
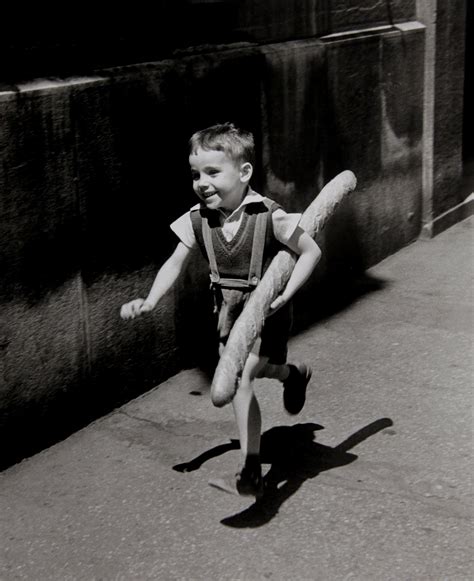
[173,417,393,528]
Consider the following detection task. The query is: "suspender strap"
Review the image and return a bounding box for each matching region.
[202,215,220,284]
[247,211,267,287]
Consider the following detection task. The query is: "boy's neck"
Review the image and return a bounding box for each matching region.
[221,185,249,214]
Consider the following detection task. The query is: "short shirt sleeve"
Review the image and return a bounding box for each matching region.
[271,208,302,245]
[170,211,197,249]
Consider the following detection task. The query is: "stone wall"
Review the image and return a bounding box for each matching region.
[2,1,417,80]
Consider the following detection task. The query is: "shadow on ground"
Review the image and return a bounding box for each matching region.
[292,272,387,335]
[173,417,393,528]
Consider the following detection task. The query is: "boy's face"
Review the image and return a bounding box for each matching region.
[189,148,252,212]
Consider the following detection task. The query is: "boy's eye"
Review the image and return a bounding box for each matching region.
[191,172,199,181]
[208,170,219,176]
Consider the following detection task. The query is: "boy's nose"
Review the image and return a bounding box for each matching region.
[197,179,209,192]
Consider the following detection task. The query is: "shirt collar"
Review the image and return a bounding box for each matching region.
[222,188,263,220]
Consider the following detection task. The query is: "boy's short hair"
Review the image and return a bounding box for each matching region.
[189,122,255,165]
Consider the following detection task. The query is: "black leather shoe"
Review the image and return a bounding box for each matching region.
[283,363,312,414]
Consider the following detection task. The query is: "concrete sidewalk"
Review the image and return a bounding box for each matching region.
[1,218,473,580]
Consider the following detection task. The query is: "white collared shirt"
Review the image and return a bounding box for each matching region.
[170,188,302,248]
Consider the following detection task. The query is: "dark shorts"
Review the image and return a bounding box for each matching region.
[216,288,292,365]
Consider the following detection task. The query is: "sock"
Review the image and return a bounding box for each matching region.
[243,453,261,474]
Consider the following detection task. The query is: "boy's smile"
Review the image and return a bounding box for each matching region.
[189,148,252,212]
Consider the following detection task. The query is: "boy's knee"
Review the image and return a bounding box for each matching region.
[235,380,254,398]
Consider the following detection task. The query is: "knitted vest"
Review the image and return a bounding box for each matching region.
[190,198,282,290]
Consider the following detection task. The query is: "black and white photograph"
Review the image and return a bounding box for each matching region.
[1,1,472,579]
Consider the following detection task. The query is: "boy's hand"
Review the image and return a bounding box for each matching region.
[120,299,154,320]
[268,294,288,316]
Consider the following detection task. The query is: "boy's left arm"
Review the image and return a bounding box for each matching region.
[269,226,321,313]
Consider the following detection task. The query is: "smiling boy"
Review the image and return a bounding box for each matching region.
[121,123,321,498]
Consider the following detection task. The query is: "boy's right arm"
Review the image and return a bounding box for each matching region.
[120,242,192,320]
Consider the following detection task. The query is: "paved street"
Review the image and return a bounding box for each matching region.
[1,217,473,580]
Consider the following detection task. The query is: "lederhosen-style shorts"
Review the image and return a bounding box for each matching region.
[216,287,292,365]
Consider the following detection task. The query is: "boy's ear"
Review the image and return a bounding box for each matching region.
[240,162,253,183]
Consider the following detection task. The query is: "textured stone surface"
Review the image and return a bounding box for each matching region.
[324,26,424,266]
[261,39,327,210]
[1,2,418,81]
[71,74,182,402]
[236,0,331,41]
[0,85,87,457]
[431,0,466,215]
[416,0,467,226]
[330,0,416,31]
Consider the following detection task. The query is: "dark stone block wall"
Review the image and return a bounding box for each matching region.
[431,0,466,216]
[2,1,417,82]
[0,1,465,466]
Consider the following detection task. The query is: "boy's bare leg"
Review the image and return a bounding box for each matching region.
[232,352,268,460]
[209,352,267,498]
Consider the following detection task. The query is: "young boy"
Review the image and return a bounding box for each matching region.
[120,123,321,498]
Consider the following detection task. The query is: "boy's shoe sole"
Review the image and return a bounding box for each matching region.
[208,473,264,499]
[283,363,312,415]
